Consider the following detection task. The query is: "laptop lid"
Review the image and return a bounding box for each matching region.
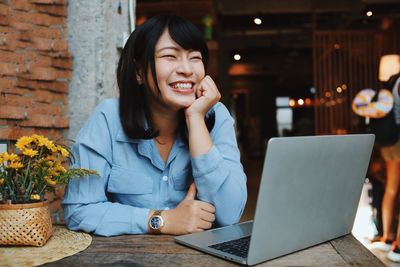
[247,134,374,265]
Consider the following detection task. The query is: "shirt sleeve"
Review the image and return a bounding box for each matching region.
[191,103,247,226]
[62,101,150,236]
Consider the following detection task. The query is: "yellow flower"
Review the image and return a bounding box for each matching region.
[44,176,56,187]
[57,145,69,157]
[46,155,56,161]
[30,194,40,200]
[35,135,55,150]
[8,162,23,169]
[0,178,4,185]
[15,136,33,151]
[22,149,38,157]
[2,153,19,162]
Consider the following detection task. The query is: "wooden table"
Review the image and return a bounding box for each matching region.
[41,233,384,266]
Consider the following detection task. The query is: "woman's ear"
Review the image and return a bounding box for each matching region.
[136,74,142,85]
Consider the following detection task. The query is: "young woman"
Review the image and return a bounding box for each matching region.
[62,15,247,236]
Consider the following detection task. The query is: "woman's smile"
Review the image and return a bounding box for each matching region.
[169,81,195,95]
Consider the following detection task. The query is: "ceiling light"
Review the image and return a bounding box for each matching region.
[254,18,262,25]
[298,99,304,106]
[366,11,373,17]
[233,54,241,61]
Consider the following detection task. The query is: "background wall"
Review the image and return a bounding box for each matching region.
[67,0,131,140]
[0,0,71,142]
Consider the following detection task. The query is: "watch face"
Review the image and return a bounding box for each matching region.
[150,216,162,229]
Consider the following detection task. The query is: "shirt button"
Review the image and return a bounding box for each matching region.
[162,175,168,182]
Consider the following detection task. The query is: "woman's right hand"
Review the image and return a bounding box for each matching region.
[161,183,216,235]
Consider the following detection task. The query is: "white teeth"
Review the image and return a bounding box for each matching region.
[173,83,192,89]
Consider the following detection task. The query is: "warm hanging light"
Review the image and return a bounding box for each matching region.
[254,18,262,25]
[379,54,400,81]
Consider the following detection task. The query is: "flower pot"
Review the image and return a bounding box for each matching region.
[0,201,53,246]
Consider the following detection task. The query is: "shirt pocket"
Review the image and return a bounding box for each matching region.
[107,164,153,194]
[172,167,193,191]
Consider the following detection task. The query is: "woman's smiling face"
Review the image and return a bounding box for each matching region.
[145,29,206,111]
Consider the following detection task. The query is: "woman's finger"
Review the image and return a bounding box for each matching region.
[200,210,216,223]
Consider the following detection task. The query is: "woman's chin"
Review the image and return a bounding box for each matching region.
[177,97,196,109]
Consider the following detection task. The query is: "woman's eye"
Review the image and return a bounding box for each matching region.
[162,55,176,59]
[190,56,202,60]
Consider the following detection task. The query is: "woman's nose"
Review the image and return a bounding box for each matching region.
[176,58,193,76]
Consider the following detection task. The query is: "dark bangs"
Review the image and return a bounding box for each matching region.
[168,17,209,68]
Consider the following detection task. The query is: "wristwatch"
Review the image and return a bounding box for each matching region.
[148,210,164,234]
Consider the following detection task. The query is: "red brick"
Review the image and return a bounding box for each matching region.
[18,30,31,41]
[41,81,68,93]
[1,94,33,107]
[0,14,10,26]
[32,37,53,51]
[31,13,64,26]
[0,126,36,140]
[22,67,71,81]
[0,87,26,95]
[30,0,66,4]
[36,4,67,17]
[31,55,53,67]
[48,50,71,58]
[34,90,55,103]
[0,50,24,64]
[57,69,71,80]
[0,119,8,126]
[28,102,63,116]
[21,113,53,127]
[34,27,63,39]
[0,77,17,91]
[17,79,68,93]
[0,62,18,76]
[11,0,35,11]
[0,26,14,34]
[15,40,32,50]
[0,105,26,119]
[12,11,32,24]
[10,21,32,31]
[53,115,68,128]
[34,89,61,103]
[51,57,72,70]
[21,66,58,80]
[0,4,10,16]
[0,32,19,50]
[35,128,63,140]
[52,39,67,51]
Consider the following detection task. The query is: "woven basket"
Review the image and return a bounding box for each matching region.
[0,201,53,246]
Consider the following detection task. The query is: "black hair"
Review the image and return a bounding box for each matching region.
[117,15,215,144]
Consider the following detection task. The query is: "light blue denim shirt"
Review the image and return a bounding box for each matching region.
[62,99,247,236]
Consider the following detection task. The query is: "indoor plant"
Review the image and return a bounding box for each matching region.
[0,134,97,246]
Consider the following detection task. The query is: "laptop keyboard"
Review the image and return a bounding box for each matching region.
[209,236,250,258]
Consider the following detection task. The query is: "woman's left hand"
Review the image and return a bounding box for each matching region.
[185,75,221,119]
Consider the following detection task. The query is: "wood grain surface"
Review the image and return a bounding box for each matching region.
[42,232,385,266]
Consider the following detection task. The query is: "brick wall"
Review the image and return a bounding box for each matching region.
[0,0,71,142]
[0,0,71,223]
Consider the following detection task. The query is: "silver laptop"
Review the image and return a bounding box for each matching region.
[175,134,374,265]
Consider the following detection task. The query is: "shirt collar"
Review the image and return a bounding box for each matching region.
[116,128,186,147]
